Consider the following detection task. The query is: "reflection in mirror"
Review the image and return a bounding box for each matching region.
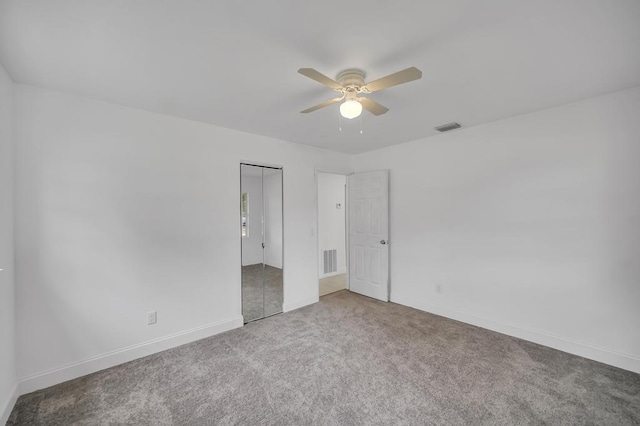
[240,164,283,322]
[262,168,283,317]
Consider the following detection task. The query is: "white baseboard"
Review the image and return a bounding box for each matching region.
[319,268,347,279]
[18,316,244,395]
[283,296,318,313]
[1,383,19,425]
[394,296,640,374]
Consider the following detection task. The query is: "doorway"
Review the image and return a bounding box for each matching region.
[317,172,348,296]
[241,164,283,322]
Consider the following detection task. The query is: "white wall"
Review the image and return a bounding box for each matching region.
[317,173,347,277]
[6,77,640,410]
[13,84,351,389]
[0,63,17,423]
[264,171,283,269]
[352,86,640,373]
[240,172,263,266]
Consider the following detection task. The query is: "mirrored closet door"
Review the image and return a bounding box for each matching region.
[241,164,283,322]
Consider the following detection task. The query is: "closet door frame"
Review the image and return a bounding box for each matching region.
[240,162,284,323]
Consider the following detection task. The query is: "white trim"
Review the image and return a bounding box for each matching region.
[1,383,19,425]
[283,296,318,313]
[394,296,640,374]
[18,316,244,395]
[319,268,347,279]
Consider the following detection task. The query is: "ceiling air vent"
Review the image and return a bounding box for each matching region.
[435,122,461,132]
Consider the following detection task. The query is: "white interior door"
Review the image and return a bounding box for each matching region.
[348,170,389,301]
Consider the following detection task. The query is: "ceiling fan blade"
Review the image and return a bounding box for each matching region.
[300,97,343,113]
[298,68,343,90]
[364,67,422,93]
[359,97,389,116]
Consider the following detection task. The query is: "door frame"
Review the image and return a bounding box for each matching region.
[315,169,350,297]
[240,161,284,323]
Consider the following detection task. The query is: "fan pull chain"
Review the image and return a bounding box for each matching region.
[360,115,363,134]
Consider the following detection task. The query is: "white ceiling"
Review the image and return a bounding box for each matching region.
[1,0,639,154]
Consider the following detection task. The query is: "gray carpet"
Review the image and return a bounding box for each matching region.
[242,264,283,322]
[8,290,640,425]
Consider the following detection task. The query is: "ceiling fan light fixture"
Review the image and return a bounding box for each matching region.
[340,99,362,119]
[299,66,421,118]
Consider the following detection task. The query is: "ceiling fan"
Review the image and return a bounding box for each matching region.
[298,66,422,119]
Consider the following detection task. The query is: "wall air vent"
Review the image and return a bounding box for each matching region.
[323,249,337,274]
[435,122,461,132]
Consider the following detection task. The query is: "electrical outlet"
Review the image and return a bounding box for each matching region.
[147,311,157,325]
[435,284,443,294]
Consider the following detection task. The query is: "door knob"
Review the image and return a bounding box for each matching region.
[380,240,387,245]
